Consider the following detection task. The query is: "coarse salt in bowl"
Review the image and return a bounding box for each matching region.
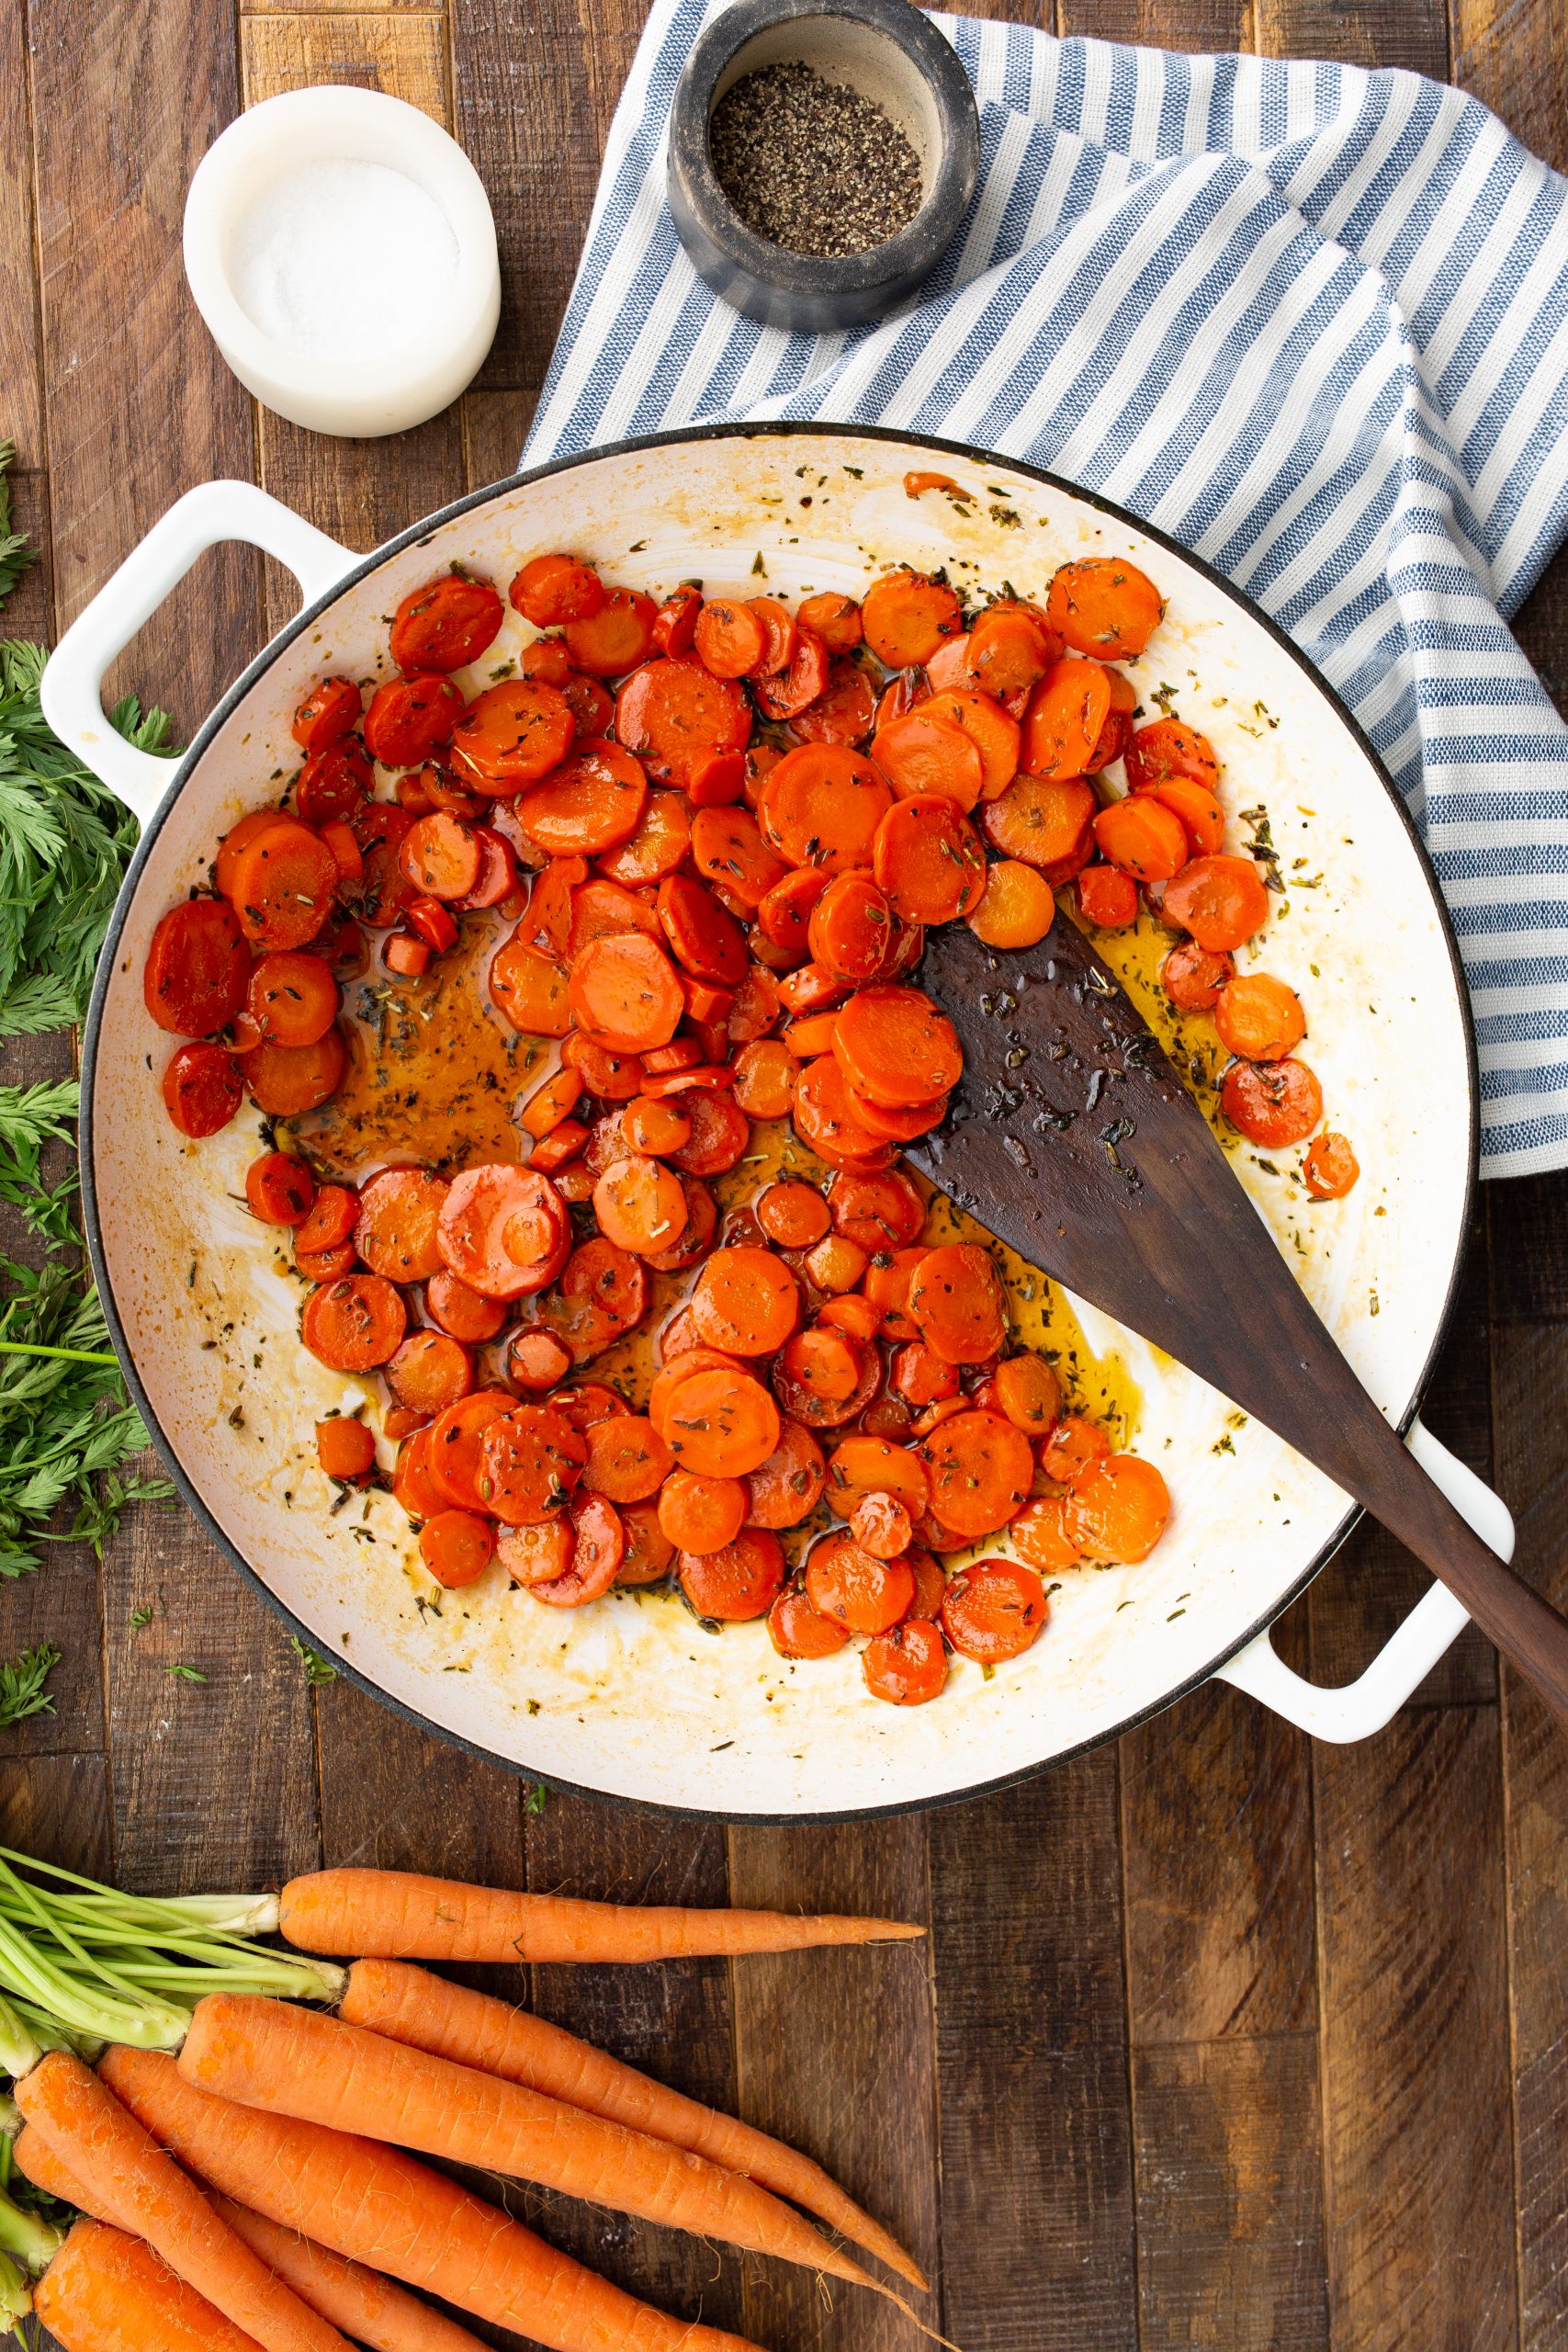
[184,86,500,438]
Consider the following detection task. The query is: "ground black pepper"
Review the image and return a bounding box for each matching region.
[708,62,923,258]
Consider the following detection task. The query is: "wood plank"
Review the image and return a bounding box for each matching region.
[0,0,53,647]
[241,13,449,124]
[728,1817,937,2351]
[451,0,643,398]
[521,1797,744,2339]
[1132,2036,1327,2349]
[931,1756,1136,2352]
[1490,1322,1568,2347]
[464,388,531,491]
[1450,0,1568,174]
[1313,1705,1515,2350]
[1251,0,1446,73]
[1057,0,1247,49]
[0,1752,112,1880]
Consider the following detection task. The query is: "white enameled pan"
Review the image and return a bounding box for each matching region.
[45,426,1512,1819]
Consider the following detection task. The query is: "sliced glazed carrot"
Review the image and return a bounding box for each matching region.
[790,659,876,747]
[669,1089,750,1175]
[528,1489,626,1604]
[499,1509,577,1587]
[144,899,251,1036]
[622,1092,692,1155]
[489,935,571,1037]
[1040,1413,1110,1487]
[302,1274,407,1372]
[919,1408,1033,1537]
[1061,1453,1169,1562]
[994,1351,1061,1434]
[690,807,787,910]
[1123,716,1220,794]
[581,1414,672,1503]
[1161,938,1233,1009]
[246,951,340,1049]
[657,873,749,988]
[751,629,829,721]
[768,1587,852,1657]
[966,604,1060,699]
[596,789,692,887]
[389,571,503,674]
[860,569,964,668]
[226,820,338,950]
[677,1529,785,1621]
[1151,776,1224,857]
[510,552,606,628]
[1093,794,1189,882]
[563,586,658,676]
[245,1150,314,1227]
[746,1419,828,1528]
[1009,1495,1081,1573]
[863,1618,946,1704]
[1021,658,1113,781]
[772,1329,880,1430]
[831,983,962,1110]
[1214,972,1306,1061]
[1047,557,1162,659]
[514,739,647,855]
[1303,1131,1359,1198]
[297,740,373,826]
[941,1557,1048,1661]
[292,673,361,752]
[828,1168,923,1250]
[592,1153,689,1257]
[980,772,1096,870]
[828,1433,929,1516]
[731,1039,798,1119]
[364,673,464,767]
[906,1241,1006,1363]
[506,1329,575,1389]
[388,1330,474,1419]
[1076,864,1138,928]
[355,1168,449,1283]
[1162,854,1269,951]
[436,1164,570,1299]
[693,597,767,679]
[615,659,750,791]
[316,1417,376,1483]
[477,1404,587,1521]
[243,1029,346,1118]
[792,1056,897,1170]
[759,743,892,872]
[393,1425,448,1521]
[425,1392,517,1512]
[747,597,798,673]
[872,795,986,923]
[1222,1056,1323,1147]
[658,1469,749,1555]
[965,859,1055,950]
[922,685,1021,800]
[616,1499,677,1584]
[567,931,685,1052]
[871,708,984,812]
[805,1533,913,1634]
[420,1510,495,1588]
[449,681,576,795]
[652,585,702,658]
[807,871,896,981]
[688,1246,800,1355]
[797,592,863,651]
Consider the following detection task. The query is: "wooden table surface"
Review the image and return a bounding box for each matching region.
[4,0,1567,2344]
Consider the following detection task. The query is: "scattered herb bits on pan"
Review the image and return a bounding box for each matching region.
[707,62,923,257]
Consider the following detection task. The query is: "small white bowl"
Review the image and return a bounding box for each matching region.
[184,86,501,438]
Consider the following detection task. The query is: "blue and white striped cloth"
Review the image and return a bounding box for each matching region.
[524,5,1568,1178]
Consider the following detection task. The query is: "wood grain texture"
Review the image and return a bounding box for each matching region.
[0,1753,112,1881]
[728,1819,937,2351]
[1451,0,1568,173]
[1254,0,1447,73]
[1058,0,1250,47]
[931,1757,1136,2352]
[1492,1323,1568,2348]
[1314,1706,1517,2350]
[241,12,449,120]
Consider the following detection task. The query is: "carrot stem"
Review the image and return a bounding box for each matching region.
[0,1341,117,1365]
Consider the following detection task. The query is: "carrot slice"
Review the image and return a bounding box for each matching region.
[364,674,463,767]
[227,820,338,950]
[617,1498,677,1583]
[597,789,693,886]
[1303,1131,1359,1198]
[657,873,749,987]
[678,1529,786,1621]
[1162,853,1269,950]
[1021,658,1112,780]
[659,1468,749,1553]
[831,984,961,1110]
[246,950,339,1048]
[796,592,862,651]
[615,659,750,791]
[828,1167,924,1249]
[860,569,963,667]
[790,658,875,747]
[769,1588,851,1657]
[746,1419,828,1528]
[661,1365,782,1479]
[941,1557,1048,1660]
[567,931,684,1052]
[592,1154,689,1257]
[690,806,787,910]
[980,772,1096,871]
[1047,557,1162,660]
[243,1029,345,1118]
[759,744,892,872]
[426,1391,516,1511]
[144,899,251,1036]
[871,709,984,812]
[993,1351,1061,1435]
[807,871,896,981]
[966,859,1055,948]
[1222,1056,1323,1147]
[966,605,1060,699]
[731,1038,796,1119]
[1061,1453,1170,1562]
[688,1245,800,1355]
[863,1619,946,1704]
[388,1330,474,1420]
[355,1167,448,1282]
[791,1055,897,1170]
[692,597,765,679]
[246,1151,314,1227]
[805,1533,913,1634]
[1010,1495,1081,1574]
[670,1089,750,1175]
[919,1410,1034,1537]
[420,1509,495,1588]
[1161,939,1233,1009]
[581,1414,671,1503]
[477,1405,587,1521]
[751,629,829,721]
[386,572,502,673]
[301,1275,408,1373]
[1124,717,1220,794]
[1076,864,1138,928]
[828,1434,929,1516]
[1214,972,1306,1061]
[449,682,576,795]
[1151,776,1224,857]
[515,739,648,854]
[490,935,572,1036]
[437,1165,570,1299]
[1092,794,1189,882]
[511,552,605,629]
[292,673,361,753]
[872,795,986,923]
[921,685,1021,800]
[906,1242,1007,1365]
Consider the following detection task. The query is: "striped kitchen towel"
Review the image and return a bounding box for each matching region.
[524,4,1568,1180]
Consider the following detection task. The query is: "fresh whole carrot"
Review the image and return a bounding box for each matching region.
[100,2048,764,2352]
[36,2220,261,2352]
[16,2123,490,2352]
[177,1995,913,2306]
[14,2052,348,2352]
[340,1958,929,2290]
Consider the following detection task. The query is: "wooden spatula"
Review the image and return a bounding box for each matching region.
[908,912,1568,1726]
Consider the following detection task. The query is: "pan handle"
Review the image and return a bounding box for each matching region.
[39,480,355,831]
[1212,1420,1506,1741]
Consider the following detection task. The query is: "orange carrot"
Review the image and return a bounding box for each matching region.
[14,2123,491,2352]
[341,1957,928,2291]
[36,2219,261,2352]
[14,2053,347,2352]
[276,1867,924,1962]
[101,2047,762,2352]
[178,1996,900,2304]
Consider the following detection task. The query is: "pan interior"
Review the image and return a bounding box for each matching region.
[85,428,1472,1816]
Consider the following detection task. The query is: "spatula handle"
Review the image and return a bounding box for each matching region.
[1361,1419,1568,1725]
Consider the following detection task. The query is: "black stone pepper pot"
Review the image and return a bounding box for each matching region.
[668,0,981,334]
